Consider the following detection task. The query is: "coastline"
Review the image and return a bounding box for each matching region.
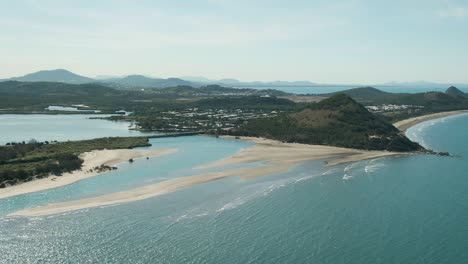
[0,148,177,200]
[393,110,468,133]
[8,110,468,217]
[10,137,403,217]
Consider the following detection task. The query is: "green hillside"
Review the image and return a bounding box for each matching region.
[232,94,423,152]
[326,87,402,104]
[446,86,466,97]
[0,81,123,111]
[11,69,94,84]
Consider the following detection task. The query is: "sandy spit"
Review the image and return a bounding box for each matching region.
[9,110,468,217]
[0,148,177,200]
[10,137,402,217]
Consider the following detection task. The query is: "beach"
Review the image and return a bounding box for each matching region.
[10,137,402,217]
[393,110,468,132]
[7,110,468,217]
[0,148,177,200]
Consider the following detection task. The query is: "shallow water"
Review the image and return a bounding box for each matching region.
[0,114,148,145]
[1,114,468,263]
[0,136,252,216]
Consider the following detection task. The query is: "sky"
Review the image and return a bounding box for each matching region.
[0,0,467,84]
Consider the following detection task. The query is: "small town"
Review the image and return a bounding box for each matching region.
[137,107,282,132]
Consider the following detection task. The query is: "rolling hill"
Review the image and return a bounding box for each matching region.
[232,94,423,151]
[326,87,468,108]
[446,86,466,97]
[11,69,94,84]
[100,75,196,88]
[325,87,403,104]
[0,81,122,110]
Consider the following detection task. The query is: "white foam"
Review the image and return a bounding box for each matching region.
[406,113,468,148]
[217,197,247,212]
[216,170,331,213]
[172,168,339,219]
[171,206,212,223]
[344,162,360,172]
[342,161,363,180]
[364,159,386,174]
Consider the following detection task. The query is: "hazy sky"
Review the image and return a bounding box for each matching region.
[1,0,467,84]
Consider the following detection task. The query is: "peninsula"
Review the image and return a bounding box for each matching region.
[0,137,177,195]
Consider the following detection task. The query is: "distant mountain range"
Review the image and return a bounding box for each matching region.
[101,75,195,89]
[325,86,468,104]
[2,69,317,88]
[2,69,467,89]
[182,76,317,87]
[381,81,468,88]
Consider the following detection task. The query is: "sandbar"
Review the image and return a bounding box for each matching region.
[14,110,466,217]
[10,137,402,217]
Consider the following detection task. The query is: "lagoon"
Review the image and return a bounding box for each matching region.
[0,114,147,145]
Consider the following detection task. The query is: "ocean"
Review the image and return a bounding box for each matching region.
[1,114,468,263]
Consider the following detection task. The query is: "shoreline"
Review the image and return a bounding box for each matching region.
[0,148,177,200]
[10,137,404,217]
[393,110,468,133]
[8,110,468,217]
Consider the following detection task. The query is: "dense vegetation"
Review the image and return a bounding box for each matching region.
[324,87,468,122]
[0,81,291,113]
[1,80,467,149]
[0,137,151,188]
[229,94,423,152]
[446,86,466,97]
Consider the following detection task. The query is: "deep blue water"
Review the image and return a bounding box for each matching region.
[1,114,468,263]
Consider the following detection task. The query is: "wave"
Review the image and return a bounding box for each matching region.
[406,113,468,148]
[171,206,212,223]
[364,159,386,174]
[342,162,363,181]
[216,169,334,213]
[342,159,387,181]
[169,168,334,223]
[217,196,249,212]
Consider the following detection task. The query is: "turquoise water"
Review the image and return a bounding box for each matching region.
[1,115,468,263]
[0,136,252,216]
[0,114,148,145]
